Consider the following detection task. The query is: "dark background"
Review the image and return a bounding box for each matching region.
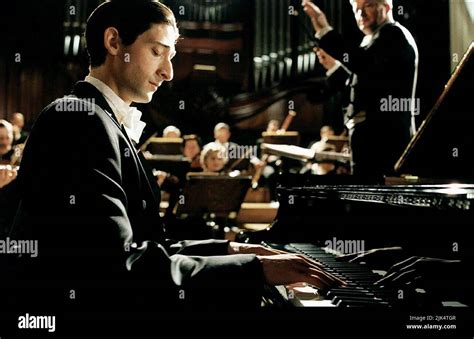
[0,0,454,147]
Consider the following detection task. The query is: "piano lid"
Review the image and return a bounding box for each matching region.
[395,42,474,181]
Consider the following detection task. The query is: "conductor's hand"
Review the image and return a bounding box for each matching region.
[314,47,337,70]
[375,256,462,289]
[336,246,407,271]
[0,166,18,189]
[302,0,330,34]
[258,253,345,290]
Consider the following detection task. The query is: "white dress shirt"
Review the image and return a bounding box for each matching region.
[85,75,146,144]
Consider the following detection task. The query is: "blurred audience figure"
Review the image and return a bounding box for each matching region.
[0,120,14,164]
[266,119,280,133]
[0,165,17,189]
[200,142,227,173]
[311,125,335,153]
[11,112,29,145]
[183,134,202,170]
[163,125,181,138]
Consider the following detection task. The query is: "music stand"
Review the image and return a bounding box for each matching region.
[262,131,300,146]
[175,174,251,218]
[324,136,349,153]
[143,137,183,155]
[146,156,191,183]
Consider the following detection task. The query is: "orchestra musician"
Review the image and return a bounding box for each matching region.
[162,124,181,138]
[211,122,264,173]
[302,0,419,177]
[0,165,17,189]
[182,134,202,171]
[10,112,29,145]
[6,0,343,312]
[252,110,297,190]
[0,120,14,164]
[200,142,227,173]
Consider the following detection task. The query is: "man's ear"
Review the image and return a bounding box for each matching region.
[103,27,121,57]
[384,3,391,15]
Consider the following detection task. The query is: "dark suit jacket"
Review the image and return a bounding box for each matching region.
[5,81,263,311]
[320,22,418,176]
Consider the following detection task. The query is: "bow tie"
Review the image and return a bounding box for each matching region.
[119,106,146,144]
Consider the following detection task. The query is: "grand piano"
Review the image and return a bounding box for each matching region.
[239,43,474,313]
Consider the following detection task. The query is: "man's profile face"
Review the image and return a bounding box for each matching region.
[0,128,12,155]
[352,0,389,35]
[115,23,177,104]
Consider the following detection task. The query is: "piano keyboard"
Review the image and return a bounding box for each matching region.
[266,243,403,307]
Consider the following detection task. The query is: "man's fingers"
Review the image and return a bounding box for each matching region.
[376,261,417,286]
[385,256,419,275]
[377,269,419,288]
[296,254,324,269]
[308,274,333,290]
[292,255,345,286]
[308,267,344,287]
[299,255,346,285]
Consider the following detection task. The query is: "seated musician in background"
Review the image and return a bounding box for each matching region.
[182,134,202,171]
[0,120,21,237]
[311,146,337,175]
[0,166,17,189]
[0,165,19,237]
[266,119,280,133]
[5,0,343,312]
[200,142,227,173]
[303,125,346,175]
[211,122,264,172]
[162,124,181,138]
[310,125,335,153]
[303,0,418,177]
[0,120,15,164]
[10,112,29,145]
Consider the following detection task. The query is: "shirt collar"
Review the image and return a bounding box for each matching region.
[360,19,394,49]
[84,75,146,144]
[85,75,129,124]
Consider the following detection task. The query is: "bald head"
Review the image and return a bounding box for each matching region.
[11,112,25,129]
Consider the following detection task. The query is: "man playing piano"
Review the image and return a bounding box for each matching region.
[6,0,342,312]
[303,0,419,177]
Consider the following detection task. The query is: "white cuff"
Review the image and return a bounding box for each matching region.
[326,60,342,77]
[315,26,333,40]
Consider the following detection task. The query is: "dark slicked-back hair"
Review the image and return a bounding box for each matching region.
[86,0,178,67]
